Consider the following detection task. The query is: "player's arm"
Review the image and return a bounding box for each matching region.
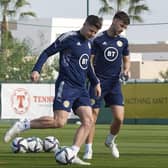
[122,55,131,79]
[94,82,101,97]
[31,42,58,82]
[90,54,95,65]
[87,55,101,97]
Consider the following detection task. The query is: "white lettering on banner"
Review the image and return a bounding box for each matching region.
[1,83,78,120]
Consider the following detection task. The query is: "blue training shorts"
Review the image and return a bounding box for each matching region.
[89,79,124,108]
[53,79,91,112]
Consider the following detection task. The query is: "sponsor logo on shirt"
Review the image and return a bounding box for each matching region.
[104,47,118,62]
[79,54,89,70]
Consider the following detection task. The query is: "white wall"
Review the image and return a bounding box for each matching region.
[140,61,168,80]
[51,17,84,42]
[12,18,52,54]
[11,17,112,53]
[130,53,142,61]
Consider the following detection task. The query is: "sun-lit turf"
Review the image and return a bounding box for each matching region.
[1,123,168,168]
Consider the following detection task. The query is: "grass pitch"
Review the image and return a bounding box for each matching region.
[0,123,168,168]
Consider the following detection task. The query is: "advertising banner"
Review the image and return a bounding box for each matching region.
[122,83,168,118]
[1,83,78,119]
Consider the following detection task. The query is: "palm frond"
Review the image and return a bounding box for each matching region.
[20,12,36,18]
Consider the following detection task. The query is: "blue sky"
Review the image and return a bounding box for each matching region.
[25,0,168,44]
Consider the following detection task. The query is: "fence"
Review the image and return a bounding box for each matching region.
[0,81,168,124]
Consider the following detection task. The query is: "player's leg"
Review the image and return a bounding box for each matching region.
[105,105,124,158]
[110,105,124,135]
[83,108,100,159]
[4,80,72,143]
[72,106,93,154]
[4,110,69,143]
[31,110,69,128]
[104,82,124,158]
[71,105,93,165]
[83,82,104,159]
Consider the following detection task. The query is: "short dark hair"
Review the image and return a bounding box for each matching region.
[114,11,130,25]
[85,15,103,30]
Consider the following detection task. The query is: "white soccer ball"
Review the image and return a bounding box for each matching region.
[55,146,75,165]
[11,137,28,153]
[27,137,43,152]
[43,136,60,152]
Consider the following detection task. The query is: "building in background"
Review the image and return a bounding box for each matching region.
[130,43,168,80]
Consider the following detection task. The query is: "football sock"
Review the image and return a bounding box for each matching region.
[20,118,30,131]
[71,145,80,156]
[107,133,117,144]
[85,143,92,152]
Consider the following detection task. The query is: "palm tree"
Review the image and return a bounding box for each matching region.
[98,0,149,23]
[159,69,168,82]
[0,0,36,49]
[128,0,149,23]
[99,0,114,17]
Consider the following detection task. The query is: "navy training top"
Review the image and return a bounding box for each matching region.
[92,31,129,80]
[32,31,99,88]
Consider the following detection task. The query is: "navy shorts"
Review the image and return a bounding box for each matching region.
[89,79,124,108]
[53,79,91,112]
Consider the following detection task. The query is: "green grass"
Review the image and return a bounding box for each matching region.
[0,123,168,168]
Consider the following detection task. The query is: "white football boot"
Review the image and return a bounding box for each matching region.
[72,156,91,165]
[4,120,24,143]
[105,136,119,159]
[83,150,93,160]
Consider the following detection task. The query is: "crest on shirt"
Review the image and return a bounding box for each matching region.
[116,40,123,47]
[90,99,96,106]
[63,100,70,108]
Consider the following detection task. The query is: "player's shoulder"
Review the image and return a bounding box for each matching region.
[93,31,106,43]
[118,34,129,43]
[58,31,78,42]
[95,31,105,39]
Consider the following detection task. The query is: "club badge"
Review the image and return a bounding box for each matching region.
[117,40,123,47]
[63,100,70,108]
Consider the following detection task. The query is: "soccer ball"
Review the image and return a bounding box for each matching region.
[27,137,43,152]
[55,146,75,165]
[43,136,60,152]
[11,137,28,153]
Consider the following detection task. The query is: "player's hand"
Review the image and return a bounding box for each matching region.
[94,83,101,97]
[120,71,130,82]
[124,70,131,79]
[31,71,40,82]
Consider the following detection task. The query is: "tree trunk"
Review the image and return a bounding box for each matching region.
[1,15,9,50]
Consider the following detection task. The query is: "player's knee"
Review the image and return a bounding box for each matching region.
[92,109,99,123]
[53,118,66,128]
[82,117,94,128]
[57,122,65,128]
[115,117,124,125]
